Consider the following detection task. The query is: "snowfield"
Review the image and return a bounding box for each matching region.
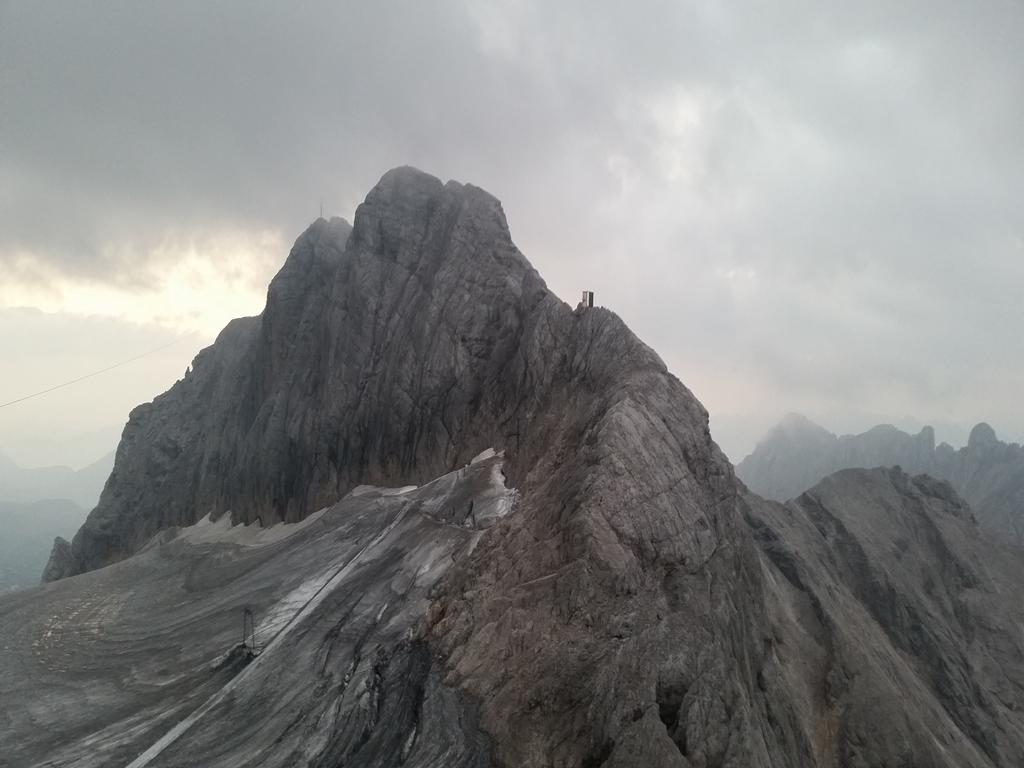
[0,454,513,768]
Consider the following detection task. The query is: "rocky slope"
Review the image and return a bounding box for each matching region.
[737,414,1024,546]
[48,168,565,578]
[45,166,794,765]
[744,467,1024,767]
[20,167,1024,766]
[4,457,509,768]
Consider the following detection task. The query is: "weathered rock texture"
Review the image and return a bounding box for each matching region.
[25,167,1024,767]
[48,168,550,577]
[46,166,795,765]
[4,458,508,768]
[744,467,1024,767]
[737,414,1024,546]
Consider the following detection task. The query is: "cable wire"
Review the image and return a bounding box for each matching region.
[0,338,185,410]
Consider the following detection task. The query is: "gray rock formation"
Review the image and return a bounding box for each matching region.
[19,167,1023,766]
[937,423,1024,546]
[737,414,1024,545]
[744,467,1024,766]
[40,535,74,585]
[3,458,507,767]
[47,168,562,578]
[45,166,793,765]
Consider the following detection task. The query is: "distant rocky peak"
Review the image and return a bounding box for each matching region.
[763,413,834,445]
[917,424,936,447]
[739,413,1024,547]
[967,422,999,451]
[776,412,821,430]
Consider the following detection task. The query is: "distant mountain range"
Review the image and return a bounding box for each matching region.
[0,449,113,590]
[737,413,1024,545]
[0,449,114,509]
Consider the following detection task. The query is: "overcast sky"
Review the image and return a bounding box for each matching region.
[2,0,1022,468]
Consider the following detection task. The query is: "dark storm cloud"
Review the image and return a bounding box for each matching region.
[2,0,1023,457]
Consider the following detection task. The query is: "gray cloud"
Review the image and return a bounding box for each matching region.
[2,0,1023,461]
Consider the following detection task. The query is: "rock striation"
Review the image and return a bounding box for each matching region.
[737,414,1024,546]
[45,166,794,765]
[744,467,1024,766]
[25,167,1024,766]
[5,458,508,768]
[47,169,555,578]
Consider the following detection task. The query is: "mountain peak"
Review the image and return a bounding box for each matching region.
[739,415,1024,546]
[754,413,834,450]
[778,411,814,427]
[42,169,659,580]
[348,166,517,274]
[39,167,775,765]
[19,169,1024,768]
[968,421,998,450]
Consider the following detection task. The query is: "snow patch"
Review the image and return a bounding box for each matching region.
[350,484,418,498]
[473,462,517,526]
[175,508,329,548]
[471,447,498,464]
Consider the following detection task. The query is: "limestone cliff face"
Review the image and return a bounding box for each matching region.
[42,167,801,764]
[35,168,1024,767]
[738,415,1024,546]
[48,169,557,578]
[745,468,1024,767]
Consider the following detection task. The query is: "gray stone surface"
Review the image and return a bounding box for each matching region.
[4,457,506,767]
[19,167,1024,766]
[47,168,560,578]
[40,534,74,585]
[744,467,1024,766]
[39,168,796,765]
[737,414,1024,545]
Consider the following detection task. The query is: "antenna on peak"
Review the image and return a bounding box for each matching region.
[320,199,324,218]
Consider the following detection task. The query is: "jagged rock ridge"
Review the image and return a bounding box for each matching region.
[48,169,558,578]
[20,167,1024,766]
[46,166,788,764]
[745,467,1024,766]
[737,414,1024,546]
[5,457,508,767]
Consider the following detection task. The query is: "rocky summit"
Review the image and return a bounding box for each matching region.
[6,167,1022,767]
